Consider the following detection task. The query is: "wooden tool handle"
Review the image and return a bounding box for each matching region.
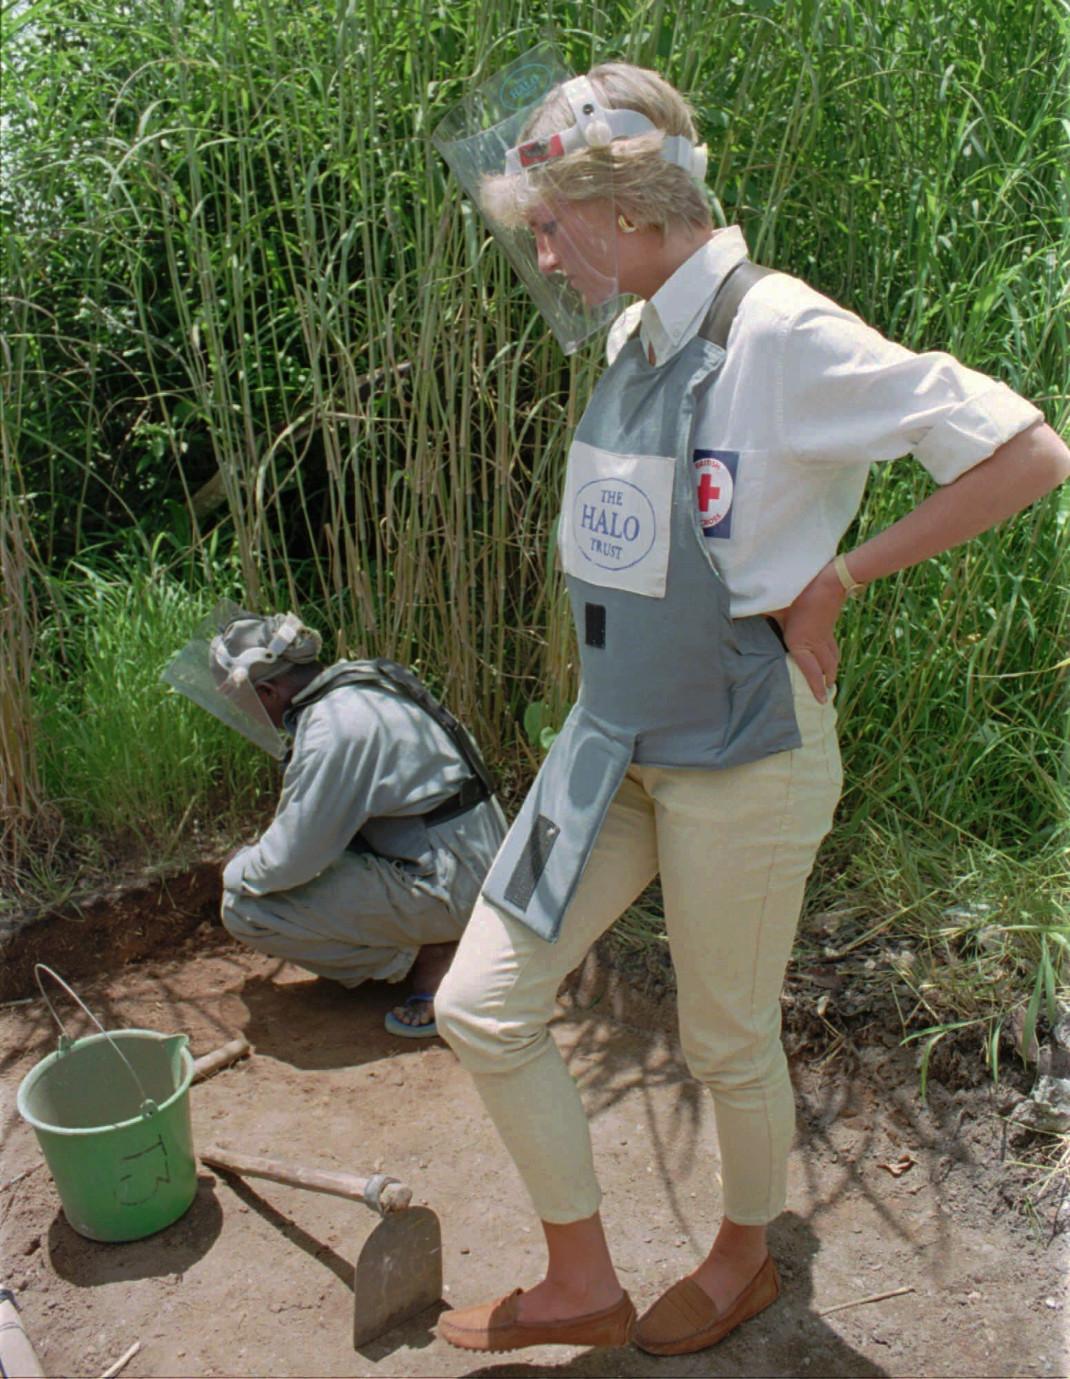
[192,1036,251,1082]
[201,1145,413,1214]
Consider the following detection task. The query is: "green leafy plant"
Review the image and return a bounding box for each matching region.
[523,699,571,753]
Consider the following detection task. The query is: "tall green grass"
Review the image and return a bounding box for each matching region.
[1,0,1067,1001]
[0,440,48,876]
[27,553,275,887]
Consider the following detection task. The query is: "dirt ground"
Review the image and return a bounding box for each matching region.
[1,921,1067,1379]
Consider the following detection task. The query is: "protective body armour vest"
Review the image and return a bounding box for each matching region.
[482,277,802,941]
[290,657,496,807]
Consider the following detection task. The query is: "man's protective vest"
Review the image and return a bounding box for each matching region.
[288,658,496,847]
[482,261,801,941]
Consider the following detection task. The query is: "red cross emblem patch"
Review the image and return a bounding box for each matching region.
[692,449,739,539]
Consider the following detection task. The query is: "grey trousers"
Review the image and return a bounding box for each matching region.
[221,850,467,987]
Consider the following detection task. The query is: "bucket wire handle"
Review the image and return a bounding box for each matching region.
[34,964,159,1119]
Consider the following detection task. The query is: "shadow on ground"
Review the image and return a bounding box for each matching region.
[47,1176,223,1285]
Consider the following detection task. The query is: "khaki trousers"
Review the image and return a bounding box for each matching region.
[436,660,842,1225]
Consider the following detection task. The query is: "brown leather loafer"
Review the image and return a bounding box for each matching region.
[437,1287,636,1353]
[634,1255,780,1356]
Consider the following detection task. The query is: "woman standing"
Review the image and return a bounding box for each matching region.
[431,53,1069,1356]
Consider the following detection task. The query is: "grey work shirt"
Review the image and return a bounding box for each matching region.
[221,664,501,919]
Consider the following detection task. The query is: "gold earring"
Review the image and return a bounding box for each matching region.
[617,213,638,233]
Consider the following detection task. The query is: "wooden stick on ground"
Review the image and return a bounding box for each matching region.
[0,1165,43,1195]
[97,1340,141,1379]
[191,1036,252,1083]
[819,1285,915,1317]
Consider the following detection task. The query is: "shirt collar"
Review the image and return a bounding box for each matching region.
[282,663,334,733]
[638,226,749,368]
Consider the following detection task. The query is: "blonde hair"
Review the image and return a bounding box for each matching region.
[482,62,712,233]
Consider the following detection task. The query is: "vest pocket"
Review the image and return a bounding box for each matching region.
[482,707,635,940]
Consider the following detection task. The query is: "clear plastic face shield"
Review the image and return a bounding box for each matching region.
[432,49,623,354]
[160,601,309,759]
[432,46,708,354]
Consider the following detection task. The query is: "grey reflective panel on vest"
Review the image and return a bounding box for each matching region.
[483,328,800,942]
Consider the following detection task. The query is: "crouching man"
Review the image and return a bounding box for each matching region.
[162,602,506,1036]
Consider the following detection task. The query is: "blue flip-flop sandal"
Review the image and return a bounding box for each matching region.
[384,992,438,1039]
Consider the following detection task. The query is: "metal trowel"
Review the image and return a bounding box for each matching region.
[352,1204,442,1345]
[202,1145,443,1347]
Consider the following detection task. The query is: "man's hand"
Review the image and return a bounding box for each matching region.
[770,563,849,704]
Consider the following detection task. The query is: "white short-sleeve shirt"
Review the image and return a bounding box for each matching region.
[606,228,1042,616]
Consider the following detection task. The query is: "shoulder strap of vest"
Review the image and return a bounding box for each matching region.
[295,660,497,799]
[698,259,775,350]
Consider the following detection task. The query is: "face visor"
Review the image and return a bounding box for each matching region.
[432,46,708,354]
[160,600,311,759]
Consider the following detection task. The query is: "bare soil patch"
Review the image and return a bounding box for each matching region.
[1,890,1065,1378]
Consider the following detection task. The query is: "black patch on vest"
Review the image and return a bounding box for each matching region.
[503,814,560,911]
[585,603,606,649]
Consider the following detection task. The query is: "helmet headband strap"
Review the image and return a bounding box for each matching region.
[505,77,707,181]
[214,613,303,691]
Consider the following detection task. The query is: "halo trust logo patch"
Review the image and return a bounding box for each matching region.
[693,449,739,539]
[573,478,656,571]
[560,441,673,598]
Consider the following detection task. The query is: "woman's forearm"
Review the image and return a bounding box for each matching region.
[842,420,1070,588]
[781,420,1070,702]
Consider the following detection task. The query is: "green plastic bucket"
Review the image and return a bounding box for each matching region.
[16,966,197,1242]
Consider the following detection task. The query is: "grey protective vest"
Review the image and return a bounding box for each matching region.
[482,261,802,941]
[292,659,495,805]
[287,658,496,849]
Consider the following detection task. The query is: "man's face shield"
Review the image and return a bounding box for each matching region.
[432,47,709,355]
[160,600,297,759]
[432,49,624,354]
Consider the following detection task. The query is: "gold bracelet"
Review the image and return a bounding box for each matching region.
[833,552,865,595]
